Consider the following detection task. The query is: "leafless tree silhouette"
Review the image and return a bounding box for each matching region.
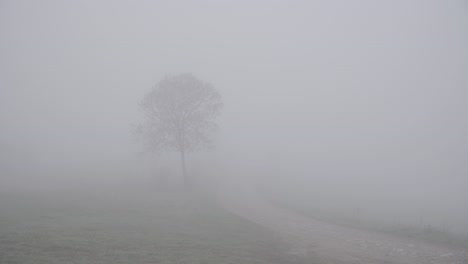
[137,73,223,187]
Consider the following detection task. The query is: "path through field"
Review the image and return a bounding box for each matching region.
[219,178,468,264]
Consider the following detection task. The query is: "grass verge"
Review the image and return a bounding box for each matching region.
[0,188,303,264]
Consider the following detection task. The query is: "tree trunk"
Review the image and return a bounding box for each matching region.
[180,149,189,187]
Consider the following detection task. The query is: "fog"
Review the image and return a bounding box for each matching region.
[1,0,468,250]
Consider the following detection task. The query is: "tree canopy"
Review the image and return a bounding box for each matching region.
[137,73,223,186]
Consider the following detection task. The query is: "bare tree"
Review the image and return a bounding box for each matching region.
[137,73,223,187]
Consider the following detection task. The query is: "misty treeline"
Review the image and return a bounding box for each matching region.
[136,73,223,188]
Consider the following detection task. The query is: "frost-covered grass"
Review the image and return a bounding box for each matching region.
[0,188,298,264]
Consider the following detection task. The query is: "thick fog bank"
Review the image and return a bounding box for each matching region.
[1,0,467,237]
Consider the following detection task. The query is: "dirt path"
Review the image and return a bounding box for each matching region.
[219,180,468,264]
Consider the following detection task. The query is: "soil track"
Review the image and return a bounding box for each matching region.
[219,179,468,264]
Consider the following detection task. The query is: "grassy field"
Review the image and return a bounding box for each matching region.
[0,187,302,264]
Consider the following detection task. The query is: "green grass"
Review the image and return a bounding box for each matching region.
[0,188,302,264]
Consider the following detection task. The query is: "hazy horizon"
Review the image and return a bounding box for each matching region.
[1,0,468,236]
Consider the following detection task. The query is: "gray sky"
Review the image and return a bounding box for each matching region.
[1,0,468,232]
